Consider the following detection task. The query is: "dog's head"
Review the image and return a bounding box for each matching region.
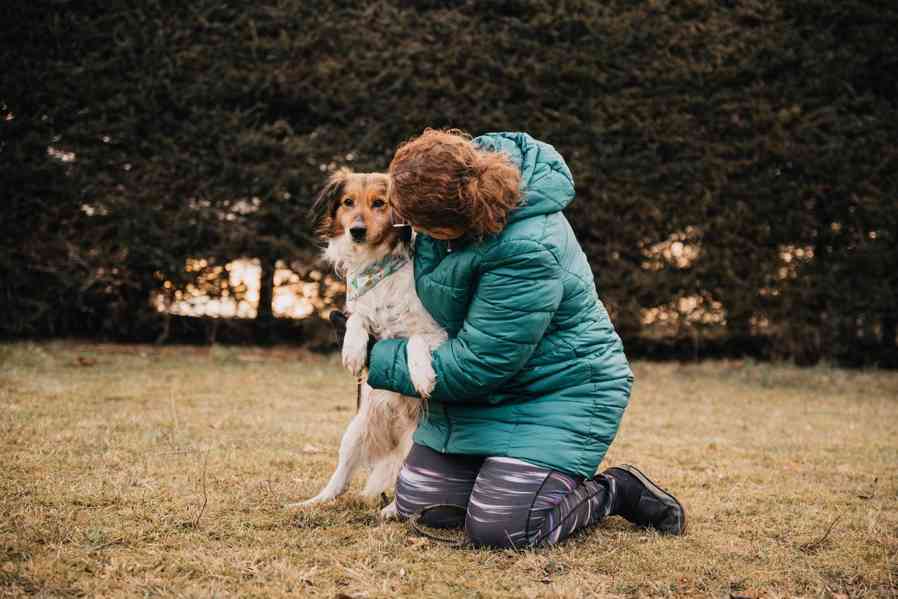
[311,168,411,269]
[312,168,399,244]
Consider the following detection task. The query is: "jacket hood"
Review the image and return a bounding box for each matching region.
[472,132,576,225]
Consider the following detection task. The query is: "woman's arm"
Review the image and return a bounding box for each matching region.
[367,240,563,402]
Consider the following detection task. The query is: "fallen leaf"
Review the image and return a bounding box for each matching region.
[858,477,878,500]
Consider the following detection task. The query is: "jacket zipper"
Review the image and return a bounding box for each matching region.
[442,403,452,453]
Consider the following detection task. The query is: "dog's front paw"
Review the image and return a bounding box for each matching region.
[407,335,437,398]
[342,330,370,377]
[379,500,400,521]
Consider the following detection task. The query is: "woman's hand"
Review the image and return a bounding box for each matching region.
[329,310,349,347]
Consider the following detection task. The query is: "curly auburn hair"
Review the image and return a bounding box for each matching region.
[388,129,522,238]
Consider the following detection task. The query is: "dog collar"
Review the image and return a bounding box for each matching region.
[347,253,409,302]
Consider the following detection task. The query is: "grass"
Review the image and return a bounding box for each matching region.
[1,342,896,598]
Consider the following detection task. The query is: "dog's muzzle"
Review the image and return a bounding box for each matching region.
[350,226,367,242]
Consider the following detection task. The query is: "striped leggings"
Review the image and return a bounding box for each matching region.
[395,443,618,548]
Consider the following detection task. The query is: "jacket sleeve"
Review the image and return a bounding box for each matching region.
[367,241,564,402]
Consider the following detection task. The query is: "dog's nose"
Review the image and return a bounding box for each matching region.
[350,226,367,242]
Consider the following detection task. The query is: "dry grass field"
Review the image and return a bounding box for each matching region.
[1,342,897,598]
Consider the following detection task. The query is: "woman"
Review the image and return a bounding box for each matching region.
[356,129,685,548]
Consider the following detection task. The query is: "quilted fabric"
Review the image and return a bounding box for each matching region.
[367,132,633,478]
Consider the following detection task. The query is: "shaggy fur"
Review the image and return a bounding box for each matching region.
[287,169,447,518]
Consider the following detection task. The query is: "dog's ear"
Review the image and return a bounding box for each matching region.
[310,168,352,236]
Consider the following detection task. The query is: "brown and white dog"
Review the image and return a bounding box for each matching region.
[287,168,447,518]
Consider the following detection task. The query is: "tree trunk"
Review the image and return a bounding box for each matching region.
[882,316,897,349]
[808,195,833,365]
[257,255,275,345]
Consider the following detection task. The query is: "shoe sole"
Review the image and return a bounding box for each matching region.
[617,464,687,535]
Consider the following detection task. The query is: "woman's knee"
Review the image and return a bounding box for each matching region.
[394,462,432,520]
[394,445,479,527]
[395,473,467,528]
[464,515,527,549]
[463,457,556,548]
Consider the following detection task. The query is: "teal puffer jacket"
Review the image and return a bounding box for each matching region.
[368,132,633,478]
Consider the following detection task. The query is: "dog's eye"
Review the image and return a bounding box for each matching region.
[342,197,354,207]
[372,199,386,209]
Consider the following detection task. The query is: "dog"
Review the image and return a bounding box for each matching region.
[286,168,447,519]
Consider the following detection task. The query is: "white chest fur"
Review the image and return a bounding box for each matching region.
[346,262,443,342]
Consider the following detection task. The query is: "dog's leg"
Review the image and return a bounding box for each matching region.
[363,455,403,498]
[342,314,370,378]
[377,416,416,522]
[407,333,445,398]
[361,394,409,498]
[286,411,366,508]
[372,455,405,521]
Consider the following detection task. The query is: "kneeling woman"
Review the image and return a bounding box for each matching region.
[365,129,685,548]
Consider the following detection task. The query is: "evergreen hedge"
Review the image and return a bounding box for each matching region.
[3,0,896,365]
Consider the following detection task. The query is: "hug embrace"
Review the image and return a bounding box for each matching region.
[299,129,686,549]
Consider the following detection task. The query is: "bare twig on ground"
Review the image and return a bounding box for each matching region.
[193,450,210,528]
[87,538,125,553]
[799,514,843,553]
[168,386,180,447]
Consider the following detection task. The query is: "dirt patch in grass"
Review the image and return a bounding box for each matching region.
[1,342,897,598]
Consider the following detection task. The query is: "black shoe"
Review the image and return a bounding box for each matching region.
[603,465,687,535]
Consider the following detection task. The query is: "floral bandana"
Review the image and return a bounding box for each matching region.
[346,253,410,302]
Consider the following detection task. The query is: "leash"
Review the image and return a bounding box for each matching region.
[407,504,470,547]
